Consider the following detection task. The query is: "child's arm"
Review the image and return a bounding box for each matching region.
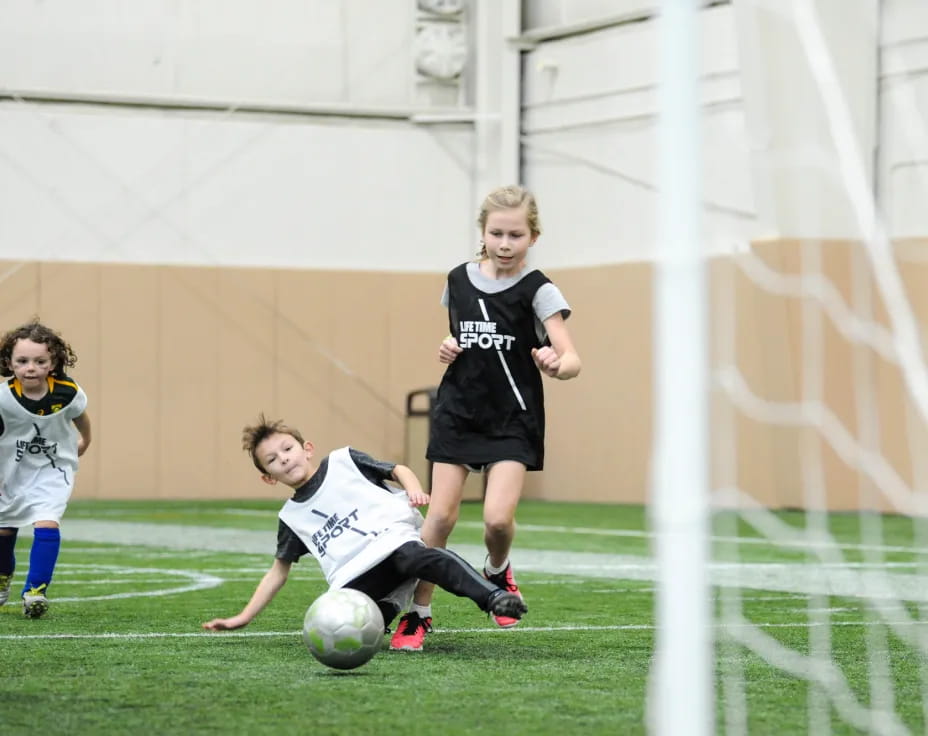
[391,464,430,508]
[533,312,582,380]
[438,335,463,365]
[73,412,92,457]
[202,558,291,631]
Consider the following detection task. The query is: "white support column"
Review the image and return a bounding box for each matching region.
[649,1,712,735]
[472,0,522,204]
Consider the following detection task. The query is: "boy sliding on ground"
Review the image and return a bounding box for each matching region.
[201,415,526,645]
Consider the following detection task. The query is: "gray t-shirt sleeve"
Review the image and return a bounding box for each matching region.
[276,518,309,563]
[534,282,571,343]
[533,282,571,323]
[441,264,570,342]
[348,447,397,489]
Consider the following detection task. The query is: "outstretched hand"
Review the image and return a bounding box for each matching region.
[202,617,245,631]
[532,346,561,378]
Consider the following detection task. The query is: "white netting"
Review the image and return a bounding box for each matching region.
[707,2,928,734]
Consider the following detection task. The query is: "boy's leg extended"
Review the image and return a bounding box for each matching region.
[343,561,414,632]
[385,540,527,651]
[392,541,519,614]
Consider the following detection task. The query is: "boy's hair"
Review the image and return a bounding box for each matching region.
[242,414,306,473]
[0,320,77,378]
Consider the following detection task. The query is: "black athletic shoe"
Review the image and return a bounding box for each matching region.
[485,563,525,628]
[486,589,528,625]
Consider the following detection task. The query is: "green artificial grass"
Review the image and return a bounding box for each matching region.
[1,500,926,735]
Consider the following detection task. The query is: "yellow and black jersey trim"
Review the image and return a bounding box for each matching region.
[7,375,81,415]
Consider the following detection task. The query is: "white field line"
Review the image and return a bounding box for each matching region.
[47,577,289,585]
[43,565,222,602]
[54,563,326,578]
[795,607,860,615]
[4,618,928,642]
[5,557,926,607]
[21,578,828,603]
[63,547,224,559]
[0,573,824,602]
[499,522,928,556]
[13,520,928,603]
[48,577,640,587]
[64,512,928,556]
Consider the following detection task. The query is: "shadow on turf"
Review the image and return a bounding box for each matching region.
[311,670,378,677]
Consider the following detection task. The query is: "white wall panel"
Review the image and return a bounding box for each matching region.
[879,0,928,237]
[734,0,881,239]
[0,103,475,271]
[5,0,928,271]
[521,3,757,267]
[881,0,928,46]
[523,0,661,31]
[0,0,414,107]
[882,73,928,237]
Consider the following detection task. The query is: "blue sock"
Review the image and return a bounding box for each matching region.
[22,527,60,596]
[0,530,16,576]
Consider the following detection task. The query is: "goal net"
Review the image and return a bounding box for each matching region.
[651,1,928,734]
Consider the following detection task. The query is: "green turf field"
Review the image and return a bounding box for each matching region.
[2,500,926,735]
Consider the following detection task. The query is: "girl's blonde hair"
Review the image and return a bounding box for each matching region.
[475,185,541,259]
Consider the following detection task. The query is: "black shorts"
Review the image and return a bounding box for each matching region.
[343,541,425,602]
[426,410,543,471]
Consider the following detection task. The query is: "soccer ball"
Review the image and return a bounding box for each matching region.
[302,588,385,670]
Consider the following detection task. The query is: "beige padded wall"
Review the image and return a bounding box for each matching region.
[2,247,924,509]
[539,264,653,504]
[97,264,158,498]
[0,260,448,500]
[883,241,928,514]
[718,240,925,513]
[725,243,803,510]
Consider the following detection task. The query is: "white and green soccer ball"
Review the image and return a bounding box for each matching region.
[302,588,385,670]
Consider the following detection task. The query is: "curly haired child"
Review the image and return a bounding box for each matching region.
[0,320,92,618]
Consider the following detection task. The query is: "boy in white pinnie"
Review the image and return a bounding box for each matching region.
[0,321,92,618]
[201,415,526,640]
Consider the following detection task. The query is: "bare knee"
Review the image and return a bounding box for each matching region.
[421,510,459,546]
[484,518,513,539]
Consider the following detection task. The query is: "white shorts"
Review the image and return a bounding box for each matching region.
[381,577,417,611]
[0,466,74,527]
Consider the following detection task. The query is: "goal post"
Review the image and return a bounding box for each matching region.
[648,1,713,735]
[649,1,928,734]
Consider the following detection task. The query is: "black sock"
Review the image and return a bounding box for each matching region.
[0,530,17,576]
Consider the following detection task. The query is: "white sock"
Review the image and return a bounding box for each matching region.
[411,604,432,618]
[484,557,509,575]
